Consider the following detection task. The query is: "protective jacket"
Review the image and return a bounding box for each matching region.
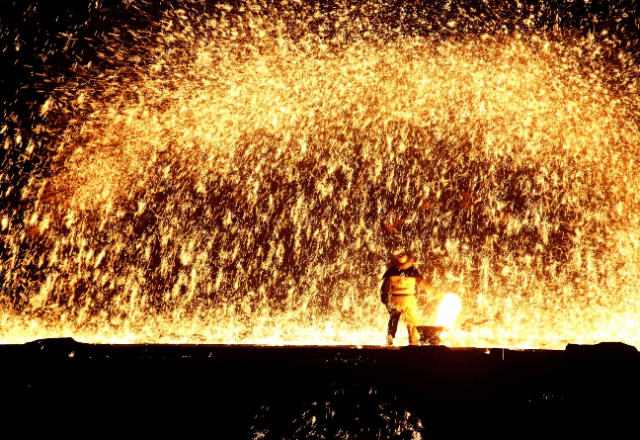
[381,262,424,346]
[380,266,424,305]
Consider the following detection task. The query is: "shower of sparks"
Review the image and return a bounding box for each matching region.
[1,1,640,348]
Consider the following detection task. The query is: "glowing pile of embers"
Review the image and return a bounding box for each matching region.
[1,1,639,348]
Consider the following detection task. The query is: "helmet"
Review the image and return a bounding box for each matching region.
[390,250,415,270]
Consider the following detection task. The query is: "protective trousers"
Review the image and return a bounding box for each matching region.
[387,294,419,345]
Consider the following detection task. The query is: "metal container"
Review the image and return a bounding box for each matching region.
[416,326,445,345]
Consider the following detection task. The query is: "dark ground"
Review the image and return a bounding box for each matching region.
[1,339,639,439]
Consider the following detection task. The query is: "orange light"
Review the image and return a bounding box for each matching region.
[435,294,462,330]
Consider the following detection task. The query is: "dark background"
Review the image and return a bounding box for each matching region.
[2,339,640,438]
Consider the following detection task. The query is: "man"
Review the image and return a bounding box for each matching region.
[381,251,434,346]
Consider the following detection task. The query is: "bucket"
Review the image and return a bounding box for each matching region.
[416,326,445,345]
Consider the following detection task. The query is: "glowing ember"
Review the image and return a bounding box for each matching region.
[435,294,462,330]
[1,1,639,348]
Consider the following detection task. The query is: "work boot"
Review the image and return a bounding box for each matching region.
[386,335,394,346]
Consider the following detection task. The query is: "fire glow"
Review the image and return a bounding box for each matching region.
[435,294,462,330]
[1,1,640,348]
